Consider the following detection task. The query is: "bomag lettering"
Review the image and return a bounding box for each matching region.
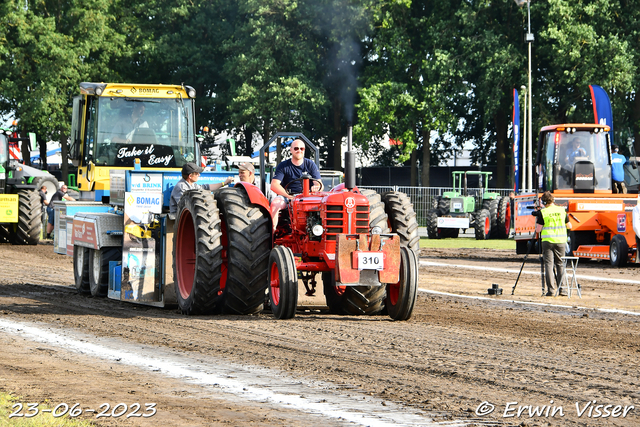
[136,196,160,205]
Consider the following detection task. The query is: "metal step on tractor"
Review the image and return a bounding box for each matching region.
[173,132,420,320]
[0,127,59,244]
[427,171,510,240]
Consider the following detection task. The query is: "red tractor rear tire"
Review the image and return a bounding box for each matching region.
[268,246,298,319]
[386,246,418,321]
[382,191,420,252]
[173,189,224,315]
[216,187,272,315]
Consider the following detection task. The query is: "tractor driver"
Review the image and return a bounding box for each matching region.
[270,139,323,229]
[565,137,587,165]
[111,103,148,144]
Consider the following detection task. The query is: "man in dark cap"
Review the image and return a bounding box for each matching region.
[169,162,233,214]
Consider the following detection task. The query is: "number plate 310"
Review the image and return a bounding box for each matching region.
[355,252,384,270]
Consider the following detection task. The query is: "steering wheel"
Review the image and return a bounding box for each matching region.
[284,174,323,195]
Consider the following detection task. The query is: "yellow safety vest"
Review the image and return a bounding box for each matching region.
[540,205,568,244]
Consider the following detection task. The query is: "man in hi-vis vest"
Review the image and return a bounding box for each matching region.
[534,191,572,296]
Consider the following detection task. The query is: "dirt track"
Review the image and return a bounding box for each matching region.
[1,242,639,426]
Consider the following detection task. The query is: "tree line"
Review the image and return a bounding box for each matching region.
[1,0,638,187]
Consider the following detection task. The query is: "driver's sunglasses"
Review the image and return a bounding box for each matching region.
[293,146,305,151]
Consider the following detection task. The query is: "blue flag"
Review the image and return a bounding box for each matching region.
[589,84,614,145]
[513,88,520,192]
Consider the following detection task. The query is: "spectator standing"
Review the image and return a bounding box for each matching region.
[611,144,627,194]
[534,191,572,296]
[46,184,76,237]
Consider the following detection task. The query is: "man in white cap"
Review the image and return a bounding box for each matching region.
[170,162,232,214]
[237,162,256,185]
[237,161,275,202]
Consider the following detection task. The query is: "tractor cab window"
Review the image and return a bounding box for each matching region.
[93,97,197,168]
[542,130,611,192]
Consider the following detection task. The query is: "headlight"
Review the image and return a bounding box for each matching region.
[95,87,103,96]
[188,88,196,98]
[312,225,324,237]
[371,226,382,235]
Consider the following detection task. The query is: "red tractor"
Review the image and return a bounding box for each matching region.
[173,133,420,320]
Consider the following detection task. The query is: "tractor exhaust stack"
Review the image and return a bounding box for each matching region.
[345,123,356,190]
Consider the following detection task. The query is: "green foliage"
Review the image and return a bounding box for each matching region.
[1,0,640,171]
[0,0,125,140]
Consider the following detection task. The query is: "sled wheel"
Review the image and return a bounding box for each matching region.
[610,234,629,267]
[73,245,91,294]
[268,246,298,319]
[89,247,121,297]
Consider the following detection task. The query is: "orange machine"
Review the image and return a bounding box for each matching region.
[514,124,640,266]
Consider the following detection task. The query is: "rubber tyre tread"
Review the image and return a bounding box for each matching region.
[173,189,224,315]
[216,187,272,315]
[89,247,121,297]
[73,245,91,294]
[382,191,420,252]
[322,271,346,314]
[496,197,511,239]
[268,246,298,319]
[474,209,491,240]
[386,247,418,321]
[437,198,450,213]
[426,210,440,239]
[482,198,500,239]
[12,189,41,245]
[610,234,628,267]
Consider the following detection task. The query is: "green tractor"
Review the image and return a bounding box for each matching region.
[0,128,59,244]
[427,171,511,240]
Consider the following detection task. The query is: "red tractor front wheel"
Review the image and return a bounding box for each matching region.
[268,246,298,319]
[386,246,418,321]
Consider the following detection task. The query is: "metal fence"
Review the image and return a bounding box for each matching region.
[360,186,514,227]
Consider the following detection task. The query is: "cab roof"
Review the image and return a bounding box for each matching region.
[540,123,610,133]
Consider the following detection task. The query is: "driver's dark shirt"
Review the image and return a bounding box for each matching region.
[273,158,321,195]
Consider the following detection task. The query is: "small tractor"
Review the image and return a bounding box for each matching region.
[427,171,510,240]
[0,127,59,244]
[173,132,420,320]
